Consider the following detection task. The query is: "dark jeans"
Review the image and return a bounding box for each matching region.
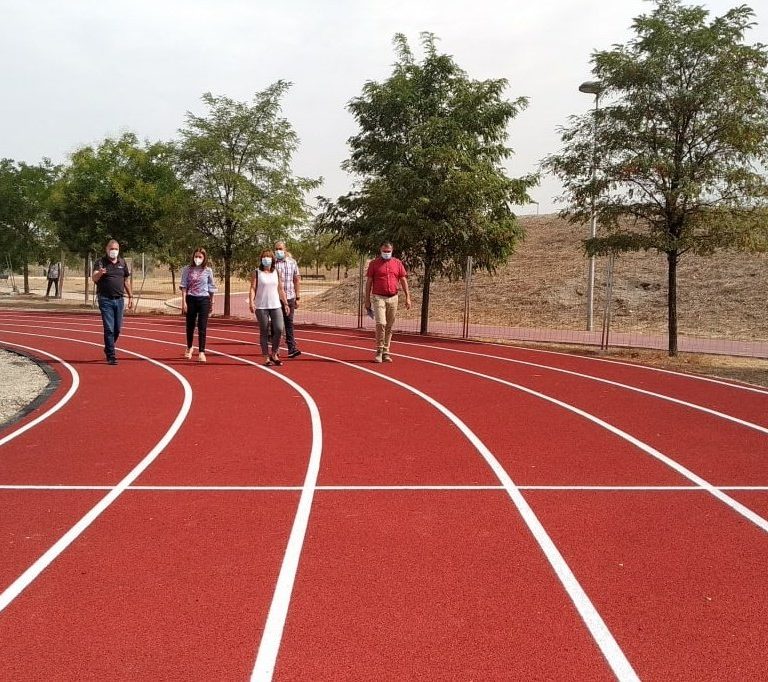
[185,295,211,352]
[46,278,59,297]
[281,298,298,352]
[98,296,124,360]
[256,308,284,355]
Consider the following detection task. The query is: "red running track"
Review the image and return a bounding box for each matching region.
[1,309,767,681]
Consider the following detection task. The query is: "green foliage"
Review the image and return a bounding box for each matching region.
[0,158,61,291]
[318,33,535,332]
[543,0,768,353]
[50,133,183,257]
[176,83,320,313]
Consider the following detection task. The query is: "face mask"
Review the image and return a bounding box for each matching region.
[275,250,285,260]
[380,251,392,260]
[193,257,203,266]
[108,249,119,259]
[261,257,273,268]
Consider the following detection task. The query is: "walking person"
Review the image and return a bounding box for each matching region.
[92,239,133,365]
[249,249,290,366]
[274,240,302,358]
[45,261,60,298]
[364,241,411,363]
[180,247,216,363]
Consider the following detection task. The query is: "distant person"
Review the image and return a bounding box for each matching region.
[92,239,133,365]
[273,239,302,358]
[249,249,290,366]
[364,241,411,363]
[180,247,216,363]
[45,261,60,298]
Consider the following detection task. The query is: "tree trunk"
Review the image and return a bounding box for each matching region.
[22,262,29,294]
[667,249,678,356]
[84,255,90,304]
[170,265,176,293]
[223,257,231,317]
[420,238,435,334]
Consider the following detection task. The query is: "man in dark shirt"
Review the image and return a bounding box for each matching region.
[92,239,133,365]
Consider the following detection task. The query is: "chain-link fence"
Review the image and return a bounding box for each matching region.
[6,239,767,358]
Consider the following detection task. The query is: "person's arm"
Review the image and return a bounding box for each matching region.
[293,264,301,306]
[248,272,258,313]
[92,258,106,284]
[124,270,133,309]
[207,268,216,317]
[366,276,376,309]
[277,272,289,312]
[179,267,188,314]
[400,272,411,310]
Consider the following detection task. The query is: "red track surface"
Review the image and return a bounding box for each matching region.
[1,309,767,681]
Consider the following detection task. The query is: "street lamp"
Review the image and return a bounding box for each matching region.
[579,80,601,331]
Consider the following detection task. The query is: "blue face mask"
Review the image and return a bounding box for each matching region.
[380,251,393,260]
[275,249,285,260]
[261,257,273,268]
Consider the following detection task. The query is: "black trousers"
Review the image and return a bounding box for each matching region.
[185,295,211,352]
[46,278,59,297]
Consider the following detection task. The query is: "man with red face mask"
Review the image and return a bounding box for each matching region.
[364,241,411,363]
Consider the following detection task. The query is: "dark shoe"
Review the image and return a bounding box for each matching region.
[287,349,302,359]
[382,353,393,363]
[107,357,118,365]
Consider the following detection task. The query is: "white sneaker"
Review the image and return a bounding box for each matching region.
[198,352,207,363]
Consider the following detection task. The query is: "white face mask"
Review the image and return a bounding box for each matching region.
[108,249,119,260]
[193,257,203,266]
[380,251,393,260]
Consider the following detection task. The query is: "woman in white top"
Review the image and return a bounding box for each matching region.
[248,249,290,366]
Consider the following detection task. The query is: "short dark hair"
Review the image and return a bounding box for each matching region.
[380,241,393,249]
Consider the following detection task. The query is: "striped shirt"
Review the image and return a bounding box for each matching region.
[275,257,300,299]
[180,266,217,297]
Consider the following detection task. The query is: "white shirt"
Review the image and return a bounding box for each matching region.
[254,269,281,309]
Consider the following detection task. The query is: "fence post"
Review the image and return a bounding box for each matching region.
[357,256,365,329]
[462,256,473,339]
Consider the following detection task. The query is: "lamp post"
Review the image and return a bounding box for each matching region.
[579,80,601,331]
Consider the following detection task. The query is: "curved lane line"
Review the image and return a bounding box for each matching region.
[0,318,324,682]
[0,332,192,614]
[286,348,641,682]
[0,341,80,447]
[302,337,768,534]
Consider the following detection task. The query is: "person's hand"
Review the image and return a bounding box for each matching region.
[405,298,411,310]
[127,297,134,310]
[364,299,371,309]
[181,304,187,315]
[294,298,300,309]
[248,302,255,314]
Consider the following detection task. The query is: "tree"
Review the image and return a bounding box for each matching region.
[0,159,60,293]
[50,134,184,301]
[544,0,768,355]
[317,33,535,333]
[176,83,320,316]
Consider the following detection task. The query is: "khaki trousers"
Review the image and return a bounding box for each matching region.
[372,293,398,354]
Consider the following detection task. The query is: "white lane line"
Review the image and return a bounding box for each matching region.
[0,341,80,447]
[4,484,768,492]
[397,339,768,435]
[272,349,640,682]
[300,337,768,535]
[0,318,325,682]
[295,329,768,431]
[298,327,768,395]
[0,332,193,614]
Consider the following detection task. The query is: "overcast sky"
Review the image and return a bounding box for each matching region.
[2,0,766,215]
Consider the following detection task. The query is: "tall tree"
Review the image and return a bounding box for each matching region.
[544,0,768,355]
[318,32,535,333]
[176,83,320,316]
[0,159,60,293]
[50,134,184,301]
